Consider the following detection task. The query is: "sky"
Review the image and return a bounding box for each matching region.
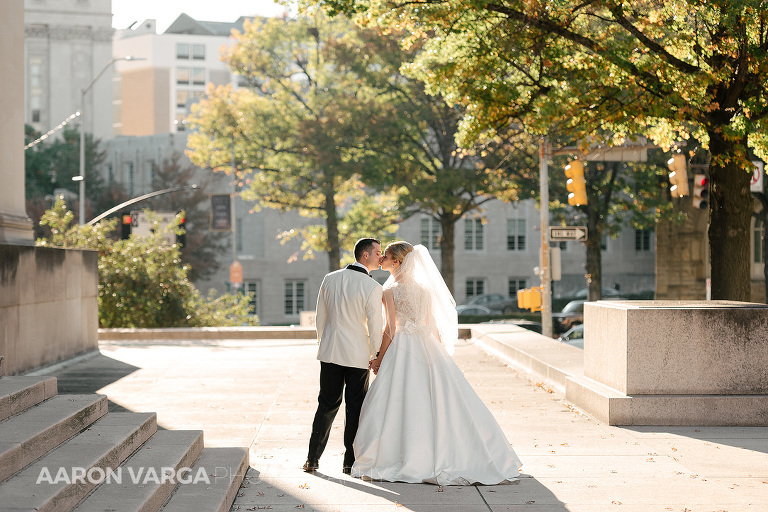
[111,0,292,32]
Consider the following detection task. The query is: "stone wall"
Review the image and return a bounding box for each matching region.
[0,244,98,375]
[655,203,709,299]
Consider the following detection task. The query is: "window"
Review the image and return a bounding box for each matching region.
[146,160,156,188]
[464,218,484,251]
[192,44,205,60]
[755,219,764,264]
[508,279,526,296]
[507,219,526,251]
[176,43,190,59]
[285,280,306,315]
[175,114,187,131]
[244,281,259,315]
[420,218,441,251]
[176,67,190,85]
[466,279,485,299]
[601,233,608,251]
[192,67,205,86]
[177,90,189,108]
[635,229,653,251]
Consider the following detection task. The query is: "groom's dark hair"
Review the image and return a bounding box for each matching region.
[354,238,381,261]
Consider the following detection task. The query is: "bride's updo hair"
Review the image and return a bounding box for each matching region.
[385,241,414,265]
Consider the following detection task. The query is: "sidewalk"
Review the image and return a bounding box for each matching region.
[38,335,768,511]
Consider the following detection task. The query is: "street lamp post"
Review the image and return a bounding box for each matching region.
[76,55,144,224]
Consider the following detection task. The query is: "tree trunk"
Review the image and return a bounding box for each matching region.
[708,132,752,300]
[585,208,602,301]
[439,216,455,295]
[324,183,341,272]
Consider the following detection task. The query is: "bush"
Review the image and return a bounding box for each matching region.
[38,200,256,328]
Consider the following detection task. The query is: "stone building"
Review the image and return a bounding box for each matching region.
[24,0,114,140]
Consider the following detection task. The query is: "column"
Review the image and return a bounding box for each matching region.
[0,2,34,244]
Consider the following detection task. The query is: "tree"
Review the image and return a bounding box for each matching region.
[316,0,768,301]
[24,124,108,226]
[37,199,255,328]
[187,13,401,271]
[144,153,228,281]
[329,27,534,292]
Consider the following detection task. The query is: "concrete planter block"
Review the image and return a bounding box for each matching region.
[584,300,768,395]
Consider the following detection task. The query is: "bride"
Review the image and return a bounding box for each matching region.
[351,241,522,485]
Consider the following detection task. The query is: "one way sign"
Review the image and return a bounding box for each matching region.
[549,226,588,242]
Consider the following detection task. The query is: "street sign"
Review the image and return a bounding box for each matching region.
[549,226,588,242]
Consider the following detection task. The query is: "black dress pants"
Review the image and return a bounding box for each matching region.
[307,361,369,467]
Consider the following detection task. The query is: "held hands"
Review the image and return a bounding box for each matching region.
[369,355,383,375]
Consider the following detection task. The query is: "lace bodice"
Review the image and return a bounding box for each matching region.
[388,280,431,329]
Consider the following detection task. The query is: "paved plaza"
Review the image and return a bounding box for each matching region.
[35,334,768,512]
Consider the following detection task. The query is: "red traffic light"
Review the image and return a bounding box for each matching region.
[122,214,132,225]
[695,175,708,188]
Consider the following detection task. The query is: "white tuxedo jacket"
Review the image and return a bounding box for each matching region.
[315,266,384,370]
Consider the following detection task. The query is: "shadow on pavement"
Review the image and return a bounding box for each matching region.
[36,351,141,414]
[622,425,768,455]
[236,468,569,511]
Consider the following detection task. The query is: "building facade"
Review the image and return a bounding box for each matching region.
[112,14,247,136]
[24,0,114,141]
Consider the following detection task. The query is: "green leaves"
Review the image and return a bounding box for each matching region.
[37,200,255,328]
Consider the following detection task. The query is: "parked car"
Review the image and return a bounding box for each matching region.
[483,318,543,333]
[456,304,497,316]
[557,324,584,348]
[551,300,585,334]
[572,287,623,299]
[462,293,518,314]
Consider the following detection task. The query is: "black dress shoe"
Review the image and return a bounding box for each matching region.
[342,466,352,475]
[303,459,319,472]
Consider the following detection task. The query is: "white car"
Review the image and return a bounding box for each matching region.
[557,324,584,349]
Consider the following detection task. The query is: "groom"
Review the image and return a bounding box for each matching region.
[304,238,384,474]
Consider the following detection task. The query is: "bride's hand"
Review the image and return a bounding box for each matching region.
[370,355,383,375]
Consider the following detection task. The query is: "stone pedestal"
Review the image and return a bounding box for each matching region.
[572,300,768,425]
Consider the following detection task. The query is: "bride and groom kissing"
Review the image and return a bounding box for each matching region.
[304,238,522,485]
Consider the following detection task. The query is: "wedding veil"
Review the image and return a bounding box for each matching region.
[384,244,458,355]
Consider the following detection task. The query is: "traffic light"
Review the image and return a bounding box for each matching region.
[176,213,186,247]
[667,154,689,198]
[565,160,588,206]
[121,213,132,240]
[517,287,542,312]
[692,174,708,210]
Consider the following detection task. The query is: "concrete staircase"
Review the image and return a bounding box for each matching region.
[0,372,248,511]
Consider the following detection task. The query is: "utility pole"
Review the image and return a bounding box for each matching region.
[539,138,553,338]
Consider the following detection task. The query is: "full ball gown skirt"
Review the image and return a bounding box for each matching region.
[351,322,522,485]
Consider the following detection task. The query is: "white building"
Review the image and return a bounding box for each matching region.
[112,14,248,136]
[24,0,114,140]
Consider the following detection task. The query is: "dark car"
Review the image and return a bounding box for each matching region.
[551,300,585,334]
[462,293,518,314]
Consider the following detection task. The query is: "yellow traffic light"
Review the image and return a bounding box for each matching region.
[667,154,689,198]
[565,160,588,206]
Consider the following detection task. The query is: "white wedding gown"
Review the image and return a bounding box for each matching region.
[351,277,522,485]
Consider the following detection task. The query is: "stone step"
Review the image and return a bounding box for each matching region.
[159,447,249,512]
[0,375,58,422]
[73,429,204,512]
[0,412,157,512]
[0,394,108,483]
